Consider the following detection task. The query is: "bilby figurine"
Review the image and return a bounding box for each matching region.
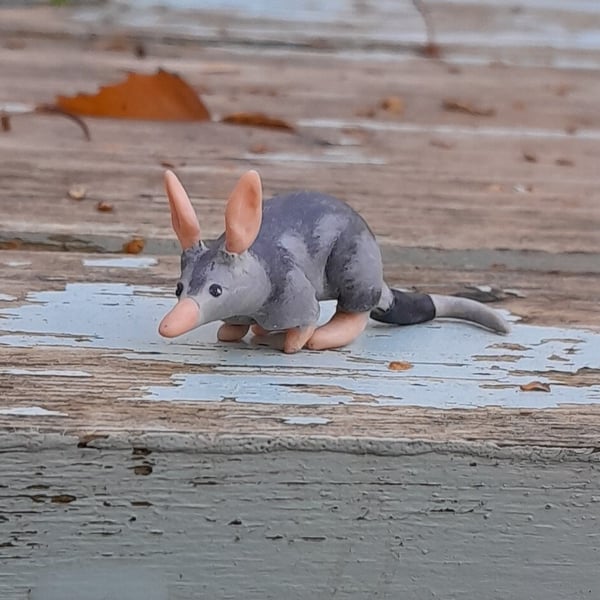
[158,170,509,353]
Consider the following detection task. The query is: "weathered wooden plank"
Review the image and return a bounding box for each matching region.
[1,8,599,254]
[1,448,599,600]
[0,6,599,597]
[0,250,598,450]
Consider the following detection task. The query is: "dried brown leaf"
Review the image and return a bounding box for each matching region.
[1,114,10,132]
[388,361,413,371]
[55,69,210,121]
[442,99,496,117]
[522,151,538,163]
[249,143,269,154]
[519,381,551,393]
[380,96,405,114]
[355,107,377,118]
[221,112,295,132]
[555,158,574,167]
[421,42,441,58]
[96,201,114,212]
[123,238,145,254]
[430,138,454,149]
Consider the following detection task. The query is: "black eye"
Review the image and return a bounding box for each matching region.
[209,284,222,298]
[175,282,183,297]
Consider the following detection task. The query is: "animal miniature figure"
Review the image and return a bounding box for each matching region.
[158,170,509,353]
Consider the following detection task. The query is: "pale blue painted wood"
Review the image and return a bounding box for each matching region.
[0,282,598,409]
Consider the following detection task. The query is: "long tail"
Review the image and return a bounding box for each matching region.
[370,287,510,334]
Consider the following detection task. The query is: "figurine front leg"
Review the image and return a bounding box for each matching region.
[307,310,369,350]
[284,324,317,354]
[218,323,250,342]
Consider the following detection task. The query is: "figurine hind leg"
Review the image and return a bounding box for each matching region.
[306,310,369,350]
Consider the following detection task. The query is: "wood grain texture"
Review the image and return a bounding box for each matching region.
[0,251,599,453]
[0,4,599,455]
[1,449,599,600]
[0,8,599,253]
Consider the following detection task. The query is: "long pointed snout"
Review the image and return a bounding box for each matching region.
[158,298,201,338]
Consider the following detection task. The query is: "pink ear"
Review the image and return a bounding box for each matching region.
[164,170,201,250]
[225,170,263,254]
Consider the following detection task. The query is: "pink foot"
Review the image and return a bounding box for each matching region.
[307,310,369,350]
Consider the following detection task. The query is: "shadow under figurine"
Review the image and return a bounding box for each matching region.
[158,169,509,353]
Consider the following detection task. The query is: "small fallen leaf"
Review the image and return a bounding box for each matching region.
[96,201,114,212]
[522,151,538,163]
[221,112,295,131]
[1,114,10,132]
[380,96,404,114]
[249,142,269,154]
[388,361,413,371]
[520,381,551,393]
[554,84,572,97]
[68,184,87,200]
[355,106,377,118]
[123,237,145,254]
[555,158,574,167]
[55,69,210,121]
[442,99,496,117]
[430,138,454,149]
[421,42,442,58]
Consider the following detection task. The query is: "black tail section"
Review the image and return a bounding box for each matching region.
[370,288,510,333]
[370,289,435,325]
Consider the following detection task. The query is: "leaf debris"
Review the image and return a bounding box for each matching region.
[519,381,551,393]
[442,99,496,117]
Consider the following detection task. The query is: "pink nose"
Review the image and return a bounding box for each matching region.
[158,298,200,338]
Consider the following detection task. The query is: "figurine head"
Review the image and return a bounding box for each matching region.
[158,170,270,338]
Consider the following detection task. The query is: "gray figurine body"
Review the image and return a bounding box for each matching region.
[159,170,509,353]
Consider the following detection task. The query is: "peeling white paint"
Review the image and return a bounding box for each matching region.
[82,257,158,269]
[0,406,68,417]
[298,119,600,141]
[283,416,332,425]
[2,260,32,268]
[0,368,92,378]
[242,151,387,166]
[0,293,16,301]
[0,282,598,409]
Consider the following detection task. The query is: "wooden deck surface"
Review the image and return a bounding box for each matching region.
[0,2,599,448]
[2,3,600,599]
